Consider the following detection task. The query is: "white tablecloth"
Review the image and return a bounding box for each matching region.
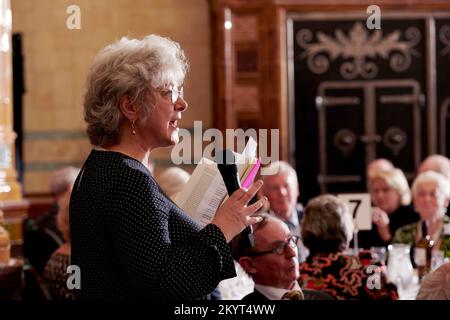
[398,272,420,300]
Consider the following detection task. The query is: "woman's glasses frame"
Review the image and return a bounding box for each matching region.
[158,87,184,104]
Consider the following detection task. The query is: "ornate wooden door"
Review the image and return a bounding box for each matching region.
[288,14,450,202]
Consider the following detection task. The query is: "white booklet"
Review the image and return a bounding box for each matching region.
[174,138,259,227]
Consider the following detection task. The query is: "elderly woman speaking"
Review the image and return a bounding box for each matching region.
[70,35,267,300]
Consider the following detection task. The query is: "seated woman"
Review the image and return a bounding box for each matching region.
[43,188,74,300]
[393,170,450,249]
[358,168,419,248]
[299,195,398,300]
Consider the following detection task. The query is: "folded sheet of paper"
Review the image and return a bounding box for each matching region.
[174,138,260,227]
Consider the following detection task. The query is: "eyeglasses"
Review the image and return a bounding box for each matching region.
[246,235,299,257]
[158,87,184,104]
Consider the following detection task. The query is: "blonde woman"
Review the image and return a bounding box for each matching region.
[70,35,267,300]
[358,168,419,248]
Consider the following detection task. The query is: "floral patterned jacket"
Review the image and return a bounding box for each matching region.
[299,251,399,300]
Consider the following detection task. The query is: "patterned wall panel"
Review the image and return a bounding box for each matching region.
[436,17,450,155]
[288,13,449,202]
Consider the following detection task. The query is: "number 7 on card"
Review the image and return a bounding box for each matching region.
[336,193,372,231]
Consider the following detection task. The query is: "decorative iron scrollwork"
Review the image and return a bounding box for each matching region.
[383,127,407,155]
[296,22,421,79]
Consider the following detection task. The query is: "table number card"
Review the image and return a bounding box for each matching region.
[337,193,372,231]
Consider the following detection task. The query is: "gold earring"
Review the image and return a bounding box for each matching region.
[130,120,136,135]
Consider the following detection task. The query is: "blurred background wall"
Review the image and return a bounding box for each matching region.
[11,0,212,194]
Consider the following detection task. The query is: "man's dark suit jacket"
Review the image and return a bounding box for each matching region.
[242,290,270,301]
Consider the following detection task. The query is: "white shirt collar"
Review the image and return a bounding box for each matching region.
[254,282,302,300]
[288,208,299,227]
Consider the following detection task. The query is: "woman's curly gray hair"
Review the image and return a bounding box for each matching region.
[369,168,412,206]
[84,35,188,147]
[301,195,354,254]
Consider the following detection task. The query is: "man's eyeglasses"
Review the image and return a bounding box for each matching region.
[158,87,184,104]
[246,235,299,257]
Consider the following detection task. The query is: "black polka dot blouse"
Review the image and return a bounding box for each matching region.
[69,150,236,300]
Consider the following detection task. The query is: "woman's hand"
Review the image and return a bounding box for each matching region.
[372,207,390,228]
[372,207,392,242]
[211,180,267,242]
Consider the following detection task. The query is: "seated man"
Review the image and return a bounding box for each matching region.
[231,213,303,301]
[259,161,308,261]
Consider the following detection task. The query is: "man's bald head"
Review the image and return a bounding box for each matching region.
[418,155,450,180]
